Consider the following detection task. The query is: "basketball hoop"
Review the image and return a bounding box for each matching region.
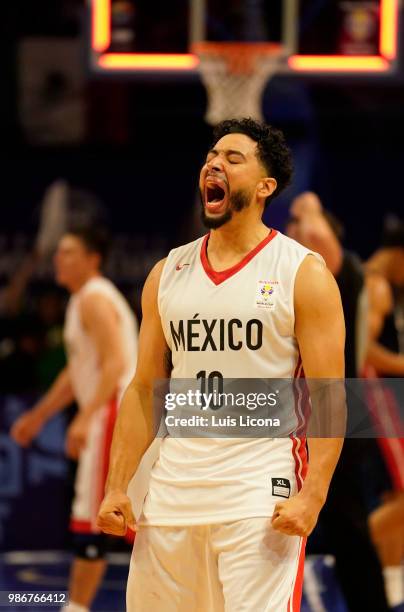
[192,42,285,125]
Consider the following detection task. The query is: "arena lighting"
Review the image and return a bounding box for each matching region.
[90,0,399,73]
[289,0,398,72]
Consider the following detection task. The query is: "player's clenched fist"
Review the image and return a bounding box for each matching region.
[271,492,322,537]
[97,490,137,536]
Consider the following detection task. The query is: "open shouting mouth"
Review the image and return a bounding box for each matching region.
[204,177,229,214]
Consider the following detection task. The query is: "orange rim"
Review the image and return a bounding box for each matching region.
[192,42,283,74]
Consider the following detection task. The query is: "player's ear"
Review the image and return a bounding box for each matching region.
[257,178,277,199]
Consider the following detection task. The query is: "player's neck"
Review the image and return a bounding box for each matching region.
[208,219,270,258]
[69,271,102,294]
[206,219,271,272]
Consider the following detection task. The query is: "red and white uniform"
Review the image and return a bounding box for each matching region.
[128,230,322,612]
[64,276,138,533]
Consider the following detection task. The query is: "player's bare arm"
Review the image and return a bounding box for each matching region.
[66,292,127,459]
[96,258,169,536]
[365,273,404,375]
[271,255,345,537]
[10,366,74,447]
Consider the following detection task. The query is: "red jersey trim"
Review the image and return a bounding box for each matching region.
[200,229,278,286]
[291,356,309,490]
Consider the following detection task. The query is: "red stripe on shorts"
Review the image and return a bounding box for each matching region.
[287,537,307,612]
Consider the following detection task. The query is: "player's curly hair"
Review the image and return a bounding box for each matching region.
[212,118,293,207]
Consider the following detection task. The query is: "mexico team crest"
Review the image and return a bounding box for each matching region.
[255,280,278,310]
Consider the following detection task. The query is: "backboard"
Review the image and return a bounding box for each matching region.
[88,0,400,77]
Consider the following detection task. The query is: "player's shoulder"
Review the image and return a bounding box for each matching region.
[81,276,119,300]
[267,230,325,272]
[82,275,113,291]
[159,235,206,276]
[294,254,340,318]
[146,258,167,285]
[143,236,205,297]
[79,285,119,325]
[80,276,126,313]
[292,235,334,307]
[273,229,316,254]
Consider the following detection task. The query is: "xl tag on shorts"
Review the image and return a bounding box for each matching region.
[271,478,291,498]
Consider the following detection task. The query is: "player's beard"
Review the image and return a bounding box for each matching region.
[200,188,253,229]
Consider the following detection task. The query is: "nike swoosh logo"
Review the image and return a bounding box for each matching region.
[175,263,190,271]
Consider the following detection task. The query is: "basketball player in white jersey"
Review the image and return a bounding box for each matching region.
[97,118,345,611]
[10,226,138,612]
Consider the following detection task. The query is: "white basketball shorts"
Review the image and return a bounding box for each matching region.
[127,517,305,612]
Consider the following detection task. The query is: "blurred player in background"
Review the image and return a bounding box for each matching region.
[365,222,404,611]
[287,192,368,377]
[287,192,390,611]
[365,220,404,375]
[11,226,138,612]
[97,119,345,611]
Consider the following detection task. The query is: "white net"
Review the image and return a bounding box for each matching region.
[194,43,284,125]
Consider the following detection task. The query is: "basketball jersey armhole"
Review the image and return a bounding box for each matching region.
[289,252,325,334]
[79,281,122,331]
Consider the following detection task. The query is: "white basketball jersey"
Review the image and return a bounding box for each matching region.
[141,230,323,526]
[64,276,138,408]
